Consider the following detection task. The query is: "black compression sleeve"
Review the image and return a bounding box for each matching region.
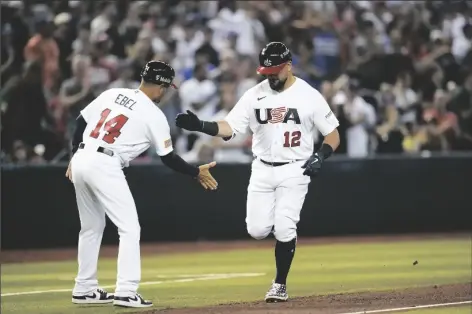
[200,121,219,136]
[160,151,200,177]
[71,115,87,154]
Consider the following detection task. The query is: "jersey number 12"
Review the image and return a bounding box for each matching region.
[90,108,129,144]
[283,131,301,147]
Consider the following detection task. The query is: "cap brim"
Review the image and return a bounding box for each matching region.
[257,63,287,75]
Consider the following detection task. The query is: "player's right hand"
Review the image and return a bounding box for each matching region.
[65,162,72,182]
[175,110,203,131]
[197,161,218,190]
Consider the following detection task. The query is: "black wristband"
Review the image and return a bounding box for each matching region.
[201,121,219,136]
[318,143,334,160]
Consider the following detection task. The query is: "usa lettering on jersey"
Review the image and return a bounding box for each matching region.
[254,107,301,124]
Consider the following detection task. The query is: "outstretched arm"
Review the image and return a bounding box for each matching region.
[175,110,234,138]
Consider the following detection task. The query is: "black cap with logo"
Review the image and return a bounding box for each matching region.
[140,60,178,89]
[257,42,292,75]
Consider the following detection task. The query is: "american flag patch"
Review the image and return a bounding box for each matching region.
[164,139,172,148]
[325,111,333,119]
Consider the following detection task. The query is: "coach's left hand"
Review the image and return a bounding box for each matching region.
[301,153,323,177]
[197,161,218,190]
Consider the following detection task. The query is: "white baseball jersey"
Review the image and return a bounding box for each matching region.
[80,88,173,167]
[225,78,339,162]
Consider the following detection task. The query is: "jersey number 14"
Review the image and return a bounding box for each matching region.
[90,109,129,144]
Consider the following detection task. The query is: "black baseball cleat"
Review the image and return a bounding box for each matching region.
[113,293,153,308]
[72,288,114,304]
[265,282,288,303]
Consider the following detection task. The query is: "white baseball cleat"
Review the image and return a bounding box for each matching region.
[113,293,153,308]
[265,282,289,303]
[72,288,114,304]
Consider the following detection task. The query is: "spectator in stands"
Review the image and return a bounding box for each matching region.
[1,61,49,157]
[119,1,145,49]
[108,61,140,90]
[90,1,115,39]
[174,20,205,74]
[177,63,218,152]
[128,29,155,82]
[4,0,472,163]
[195,27,220,68]
[58,55,94,144]
[376,84,403,153]
[332,78,376,157]
[72,21,92,55]
[24,20,60,94]
[392,72,419,128]
[183,79,252,163]
[87,33,119,97]
[0,23,15,79]
[446,72,472,150]
[292,40,322,89]
[54,12,75,80]
[421,89,459,151]
[235,56,258,100]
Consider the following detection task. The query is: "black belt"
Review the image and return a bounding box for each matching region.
[78,143,114,157]
[259,159,297,167]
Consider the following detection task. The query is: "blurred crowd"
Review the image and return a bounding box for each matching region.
[1,0,472,164]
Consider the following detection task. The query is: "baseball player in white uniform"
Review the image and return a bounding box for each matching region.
[175,42,340,302]
[66,61,218,308]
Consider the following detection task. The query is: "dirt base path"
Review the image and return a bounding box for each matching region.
[150,283,471,314]
[2,233,469,264]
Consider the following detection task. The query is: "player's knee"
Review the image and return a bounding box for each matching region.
[273,226,297,242]
[247,225,272,240]
[80,219,105,234]
[118,224,141,240]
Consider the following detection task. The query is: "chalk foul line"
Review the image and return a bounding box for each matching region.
[2,272,265,297]
[338,300,472,314]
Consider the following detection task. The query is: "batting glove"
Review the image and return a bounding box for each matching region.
[301,152,323,177]
[175,110,203,131]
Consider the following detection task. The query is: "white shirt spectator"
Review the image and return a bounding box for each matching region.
[208,8,264,56]
[175,77,218,154]
[393,87,418,124]
[174,31,205,71]
[179,78,218,121]
[90,15,111,38]
[452,35,471,63]
[333,92,376,158]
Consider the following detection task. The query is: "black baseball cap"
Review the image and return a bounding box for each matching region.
[257,42,292,75]
[140,60,178,89]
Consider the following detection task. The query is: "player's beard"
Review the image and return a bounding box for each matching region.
[268,77,287,91]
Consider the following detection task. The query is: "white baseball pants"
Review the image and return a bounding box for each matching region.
[71,149,141,297]
[246,159,310,242]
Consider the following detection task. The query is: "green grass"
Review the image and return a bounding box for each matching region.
[396,305,471,313]
[1,238,470,314]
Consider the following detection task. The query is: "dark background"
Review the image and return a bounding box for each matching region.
[2,154,471,250]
